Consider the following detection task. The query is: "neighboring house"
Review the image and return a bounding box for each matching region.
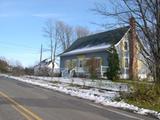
[60,18,147,79]
[34,58,60,76]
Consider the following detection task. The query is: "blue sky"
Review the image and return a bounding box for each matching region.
[0,0,110,67]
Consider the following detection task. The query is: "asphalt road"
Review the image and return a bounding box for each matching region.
[0,76,158,120]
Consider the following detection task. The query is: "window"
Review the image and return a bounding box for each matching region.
[65,60,70,69]
[79,60,83,67]
[72,59,77,68]
[124,41,128,50]
[125,58,129,68]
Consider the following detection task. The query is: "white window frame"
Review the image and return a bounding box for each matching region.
[123,57,129,77]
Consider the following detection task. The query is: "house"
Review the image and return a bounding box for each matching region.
[34,58,60,76]
[60,18,147,79]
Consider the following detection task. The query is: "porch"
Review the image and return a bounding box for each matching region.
[61,65,108,78]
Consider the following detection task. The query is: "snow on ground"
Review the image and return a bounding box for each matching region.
[0,74,160,119]
[24,75,129,92]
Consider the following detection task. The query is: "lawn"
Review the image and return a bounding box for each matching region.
[120,81,160,112]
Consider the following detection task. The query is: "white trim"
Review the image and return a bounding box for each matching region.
[115,28,130,47]
[101,65,108,78]
[61,45,111,56]
[120,74,129,79]
[138,74,147,79]
[94,57,101,59]
[85,58,90,60]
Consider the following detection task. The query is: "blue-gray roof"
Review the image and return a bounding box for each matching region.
[63,26,130,54]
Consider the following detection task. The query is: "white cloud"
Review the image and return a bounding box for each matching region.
[32,13,60,18]
[0,14,11,17]
[0,12,26,18]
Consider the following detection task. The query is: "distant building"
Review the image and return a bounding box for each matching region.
[59,18,148,79]
[34,58,59,76]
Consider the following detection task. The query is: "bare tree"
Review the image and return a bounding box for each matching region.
[11,60,25,76]
[43,20,74,75]
[43,19,59,74]
[75,26,91,38]
[55,21,73,51]
[93,0,160,83]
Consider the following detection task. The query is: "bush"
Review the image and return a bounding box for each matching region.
[11,66,25,76]
[34,67,50,76]
[24,67,34,75]
[106,46,120,81]
[123,83,160,112]
[86,58,98,79]
[0,58,9,73]
[50,72,61,77]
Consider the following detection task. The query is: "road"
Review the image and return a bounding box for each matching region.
[0,76,157,120]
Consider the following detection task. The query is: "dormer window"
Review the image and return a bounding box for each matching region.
[124,41,128,50]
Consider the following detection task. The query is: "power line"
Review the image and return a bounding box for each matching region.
[0,40,52,53]
[0,40,39,51]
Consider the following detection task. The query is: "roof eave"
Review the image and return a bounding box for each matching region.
[60,45,111,56]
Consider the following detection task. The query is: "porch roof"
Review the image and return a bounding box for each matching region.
[60,44,110,56]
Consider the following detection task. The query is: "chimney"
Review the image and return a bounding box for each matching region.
[130,17,136,30]
[129,17,138,80]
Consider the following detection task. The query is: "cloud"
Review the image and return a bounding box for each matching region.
[0,13,27,18]
[0,14,10,17]
[0,13,18,17]
[32,13,60,18]
[0,1,14,8]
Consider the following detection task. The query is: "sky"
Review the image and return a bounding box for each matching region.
[0,0,110,67]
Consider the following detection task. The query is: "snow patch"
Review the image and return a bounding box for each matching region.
[24,76,129,92]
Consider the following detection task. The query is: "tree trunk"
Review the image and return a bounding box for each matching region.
[155,61,160,84]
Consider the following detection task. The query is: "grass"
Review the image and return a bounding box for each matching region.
[50,81,61,84]
[69,83,82,87]
[121,82,160,112]
[69,83,91,89]
[114,79,153,85]
[126,99,160,112]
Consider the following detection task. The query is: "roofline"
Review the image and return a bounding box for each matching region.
[115,28,130,47]
[114,28,143,51]
[77,26,130,40]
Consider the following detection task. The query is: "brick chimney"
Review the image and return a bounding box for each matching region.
[129,17,138,80]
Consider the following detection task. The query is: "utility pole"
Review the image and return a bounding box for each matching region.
[40,44,43,68]
[50,35,54,76]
